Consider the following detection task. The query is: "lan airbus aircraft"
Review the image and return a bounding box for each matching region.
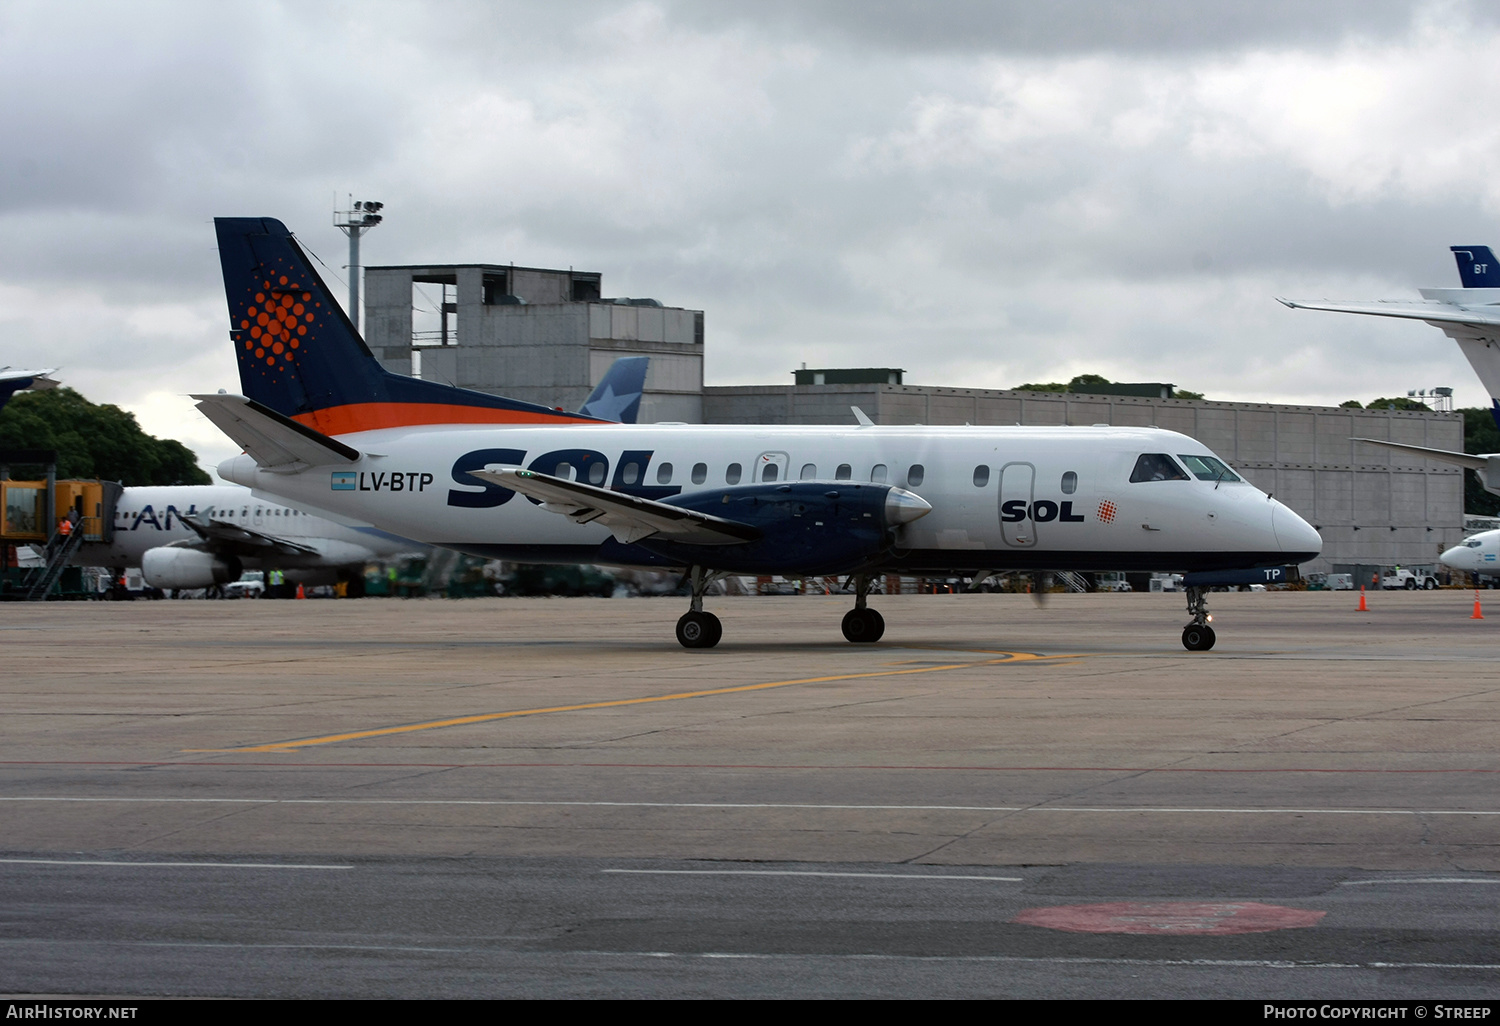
[196,217,1320,650]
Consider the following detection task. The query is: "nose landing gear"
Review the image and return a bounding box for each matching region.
[1181,585,1216,651]
[676,566,724,649]
[841,574,885,643]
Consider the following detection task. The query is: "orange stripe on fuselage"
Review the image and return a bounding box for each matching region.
[291,402,601,435]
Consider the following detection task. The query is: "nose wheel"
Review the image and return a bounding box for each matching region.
[1181,623,1215,651]
[1181,585,1216,651]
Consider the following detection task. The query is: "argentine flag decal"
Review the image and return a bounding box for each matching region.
[331,471,357,491]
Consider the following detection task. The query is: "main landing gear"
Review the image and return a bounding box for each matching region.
[841,574,885,643]
[1181,585,1216,652]
[676,566,723,649]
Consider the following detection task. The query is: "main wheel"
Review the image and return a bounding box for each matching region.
[676,611,722,649]
[1181,623,1216,651]
[841,608,886,643]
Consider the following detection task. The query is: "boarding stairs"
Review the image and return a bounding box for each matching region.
[21,522,86,601]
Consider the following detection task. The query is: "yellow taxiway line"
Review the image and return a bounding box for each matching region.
[185,650,1077,754]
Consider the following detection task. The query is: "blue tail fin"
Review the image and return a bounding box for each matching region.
[214,217,603,435]
[1451,246,1500,288]
[578,356,649,423]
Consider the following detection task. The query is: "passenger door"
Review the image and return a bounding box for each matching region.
[999,461,1036,547]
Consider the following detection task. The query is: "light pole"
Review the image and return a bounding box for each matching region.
[333,199,384,332]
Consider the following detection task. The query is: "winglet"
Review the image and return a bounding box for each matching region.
[851,406,875,427]
[1452,246,1500,288]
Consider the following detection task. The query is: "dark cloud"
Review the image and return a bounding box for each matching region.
[662,0,1448,55]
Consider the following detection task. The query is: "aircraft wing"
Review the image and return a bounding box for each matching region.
[177,511,320,557]
[470,468,762,546]
[0,367,59,410]
[1351,438,1493,471]
[192,393,361,472]
[1277,297,1500,330]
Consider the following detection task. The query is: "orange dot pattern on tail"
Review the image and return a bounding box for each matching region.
[229,257,321,378]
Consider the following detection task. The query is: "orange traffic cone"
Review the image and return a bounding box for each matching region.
[295,582,306,599]
[1358,586,1367,611]
[1472,590,1484,620]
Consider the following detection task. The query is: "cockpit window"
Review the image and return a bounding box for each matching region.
[1129,453,1190,483]
[1467,538,1484,548]
[1177,454,1241,483]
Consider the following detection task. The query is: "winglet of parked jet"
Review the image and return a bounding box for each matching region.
[1452,246,1500,288]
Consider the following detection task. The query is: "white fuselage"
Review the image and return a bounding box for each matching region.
[75,485,419,572]
[218,423,1322,574]
[1442,530,1500,579]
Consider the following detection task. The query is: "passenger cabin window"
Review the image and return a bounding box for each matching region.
[835,464,852,480]
[588,462,606,485]
[657,463,673,484]
[761,462,779,482]
[870,464,888,483]
[1129,454,1189,483]
[691,463,707,485]
[726,463,742,484]
[1176,454,1241,483]
[800,463,817,480]
[555,462,573,481]
[621,462,640,485]
[907,464,924,487]
[973,465,989,487]
[1061,471,1077,494]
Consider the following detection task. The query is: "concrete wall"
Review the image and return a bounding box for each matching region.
[701,384,1467,573]
[365,266,704,420]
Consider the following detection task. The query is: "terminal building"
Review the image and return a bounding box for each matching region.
[363,264,1468,577]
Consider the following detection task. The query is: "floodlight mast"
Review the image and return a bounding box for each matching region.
[333,199,384,332]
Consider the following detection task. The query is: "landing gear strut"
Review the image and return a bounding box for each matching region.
[675,566,723,649]
[841,574,885,643]
[1181,585,1216,651]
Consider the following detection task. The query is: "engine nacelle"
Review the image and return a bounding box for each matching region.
[141,547,243,589]
[631,481,931,575]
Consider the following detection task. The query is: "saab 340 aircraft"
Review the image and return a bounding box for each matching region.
[197,217,1320,650]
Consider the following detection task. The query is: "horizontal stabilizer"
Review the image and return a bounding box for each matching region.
[471,468,762,546]
[192,393,361,472]
[1351,437,1491,471]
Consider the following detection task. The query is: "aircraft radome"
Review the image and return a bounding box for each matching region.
[198,217,1321,650]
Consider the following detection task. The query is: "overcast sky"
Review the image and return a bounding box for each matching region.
[4,0,1500,473]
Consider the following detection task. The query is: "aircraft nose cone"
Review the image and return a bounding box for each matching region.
[1440,544,1472,570]
[1272,503,1322,560]
[885,487,932,525]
